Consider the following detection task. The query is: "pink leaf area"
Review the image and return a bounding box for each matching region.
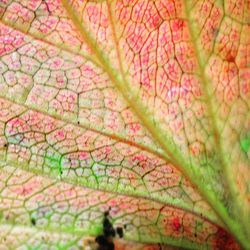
[0,0,249,249]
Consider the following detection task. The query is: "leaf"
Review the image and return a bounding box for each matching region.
[0,0,249,249]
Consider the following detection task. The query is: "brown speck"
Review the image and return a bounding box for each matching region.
[31,217,36,226]
[226,53,235,63]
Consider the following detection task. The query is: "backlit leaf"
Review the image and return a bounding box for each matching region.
[0,0,249,249]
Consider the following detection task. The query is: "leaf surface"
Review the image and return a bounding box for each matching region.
[0,0,249,249]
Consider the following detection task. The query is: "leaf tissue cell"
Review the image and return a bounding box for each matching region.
[0,0,249,249]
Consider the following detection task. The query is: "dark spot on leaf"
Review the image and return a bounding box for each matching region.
[116,227,123,238]
[95,235,114,250]
[95,211,116,250]
[104,210,109,217]
[103,217,115,237]
[97,241,114,250]
[96,235,108,245]
[31,217,36,226]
